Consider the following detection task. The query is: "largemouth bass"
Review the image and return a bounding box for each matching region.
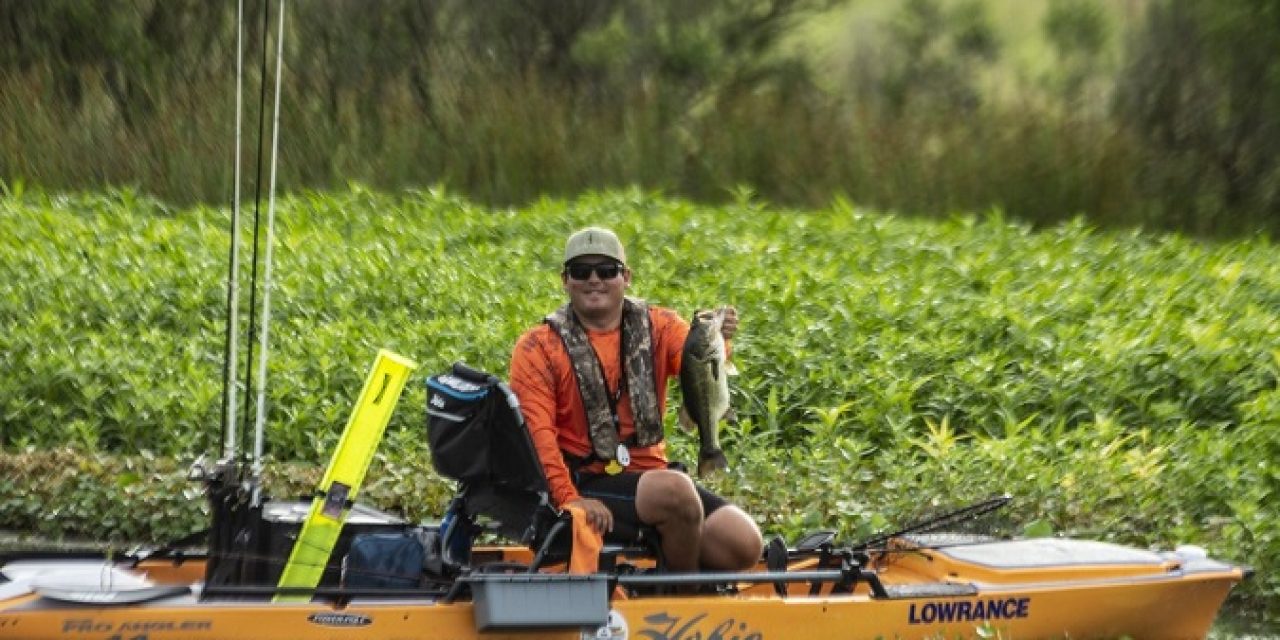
[678,308,737,476]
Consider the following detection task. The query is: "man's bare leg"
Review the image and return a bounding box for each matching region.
[699,506,763,570]
[635,470,704,571]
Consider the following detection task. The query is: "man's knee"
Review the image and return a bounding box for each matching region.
[704,506,764,570]
[635,470,703,525]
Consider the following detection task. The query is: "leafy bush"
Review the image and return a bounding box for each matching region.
[0,445,454,544]
[0,185,1277,610]
[4,187,1277,457]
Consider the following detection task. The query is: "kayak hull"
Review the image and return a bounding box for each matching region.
[0,578,1239,640]
[0,538,1244,640]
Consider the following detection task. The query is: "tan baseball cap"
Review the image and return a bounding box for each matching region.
[563,227,626,264]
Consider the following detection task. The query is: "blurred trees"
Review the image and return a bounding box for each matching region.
[877,0,1000,113]
[1114,0,1280,234]
[1042,0,1111,103]
[0,1,229,127]
[0,0,1275,236]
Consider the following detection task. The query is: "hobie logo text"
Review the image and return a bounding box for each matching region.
[639,612,763,640]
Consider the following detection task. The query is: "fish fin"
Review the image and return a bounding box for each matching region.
[724,360,739,377]
[677,405,696,432]
[711,360,720,380]
[723,406,738,424]
[697,449,729,477]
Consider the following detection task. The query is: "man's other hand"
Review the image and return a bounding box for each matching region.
[721,306,738,341]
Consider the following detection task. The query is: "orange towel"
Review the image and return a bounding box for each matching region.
[563,505,603,574]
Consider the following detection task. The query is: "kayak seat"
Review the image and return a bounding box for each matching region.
[447,484,659,573]
[427,362,661,574]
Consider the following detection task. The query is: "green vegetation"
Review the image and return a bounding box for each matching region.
[1,186,1277,614]
[1,0,1277,236]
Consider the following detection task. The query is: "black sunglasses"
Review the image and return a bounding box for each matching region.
[564,262,625,281]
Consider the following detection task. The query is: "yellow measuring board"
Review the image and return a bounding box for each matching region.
[274,349,418,602]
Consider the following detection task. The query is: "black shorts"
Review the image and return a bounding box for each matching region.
[576,470,728,538]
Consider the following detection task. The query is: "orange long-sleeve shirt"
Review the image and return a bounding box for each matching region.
[509,305,690,508]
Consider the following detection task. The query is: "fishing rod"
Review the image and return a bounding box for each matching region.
[201,0,264,591]
[215,0,286,501]
[238,0,270,461]
[249,0,288,506]
[851,494,1012,553]
[219,0,246,463]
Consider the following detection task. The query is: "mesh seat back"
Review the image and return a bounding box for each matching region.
[427,364,554,549]
[427,363,657,568]
[426,367,547,494]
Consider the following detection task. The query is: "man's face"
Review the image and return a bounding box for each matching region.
[562,256,630,319]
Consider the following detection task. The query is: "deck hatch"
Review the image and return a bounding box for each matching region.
[927,538,1166,569]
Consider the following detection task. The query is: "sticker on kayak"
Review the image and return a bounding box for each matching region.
[636,612,762,640]
[908,597,1030,624]
[308,612,372,627]
[583,609,628,639]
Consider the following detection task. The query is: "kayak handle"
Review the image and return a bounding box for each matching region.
[452,361,496,385]
[449,360,523,418]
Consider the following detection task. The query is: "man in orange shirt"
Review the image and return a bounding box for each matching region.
[509,227,763,572]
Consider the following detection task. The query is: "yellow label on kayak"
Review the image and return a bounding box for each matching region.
[274,349,417,602]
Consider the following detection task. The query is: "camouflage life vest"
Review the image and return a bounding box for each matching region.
[544,297,663,460]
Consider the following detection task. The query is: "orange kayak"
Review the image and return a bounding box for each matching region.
[0,533,1245,639]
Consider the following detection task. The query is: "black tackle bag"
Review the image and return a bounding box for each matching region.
[425,362,547,494]
[342,529,445,588]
